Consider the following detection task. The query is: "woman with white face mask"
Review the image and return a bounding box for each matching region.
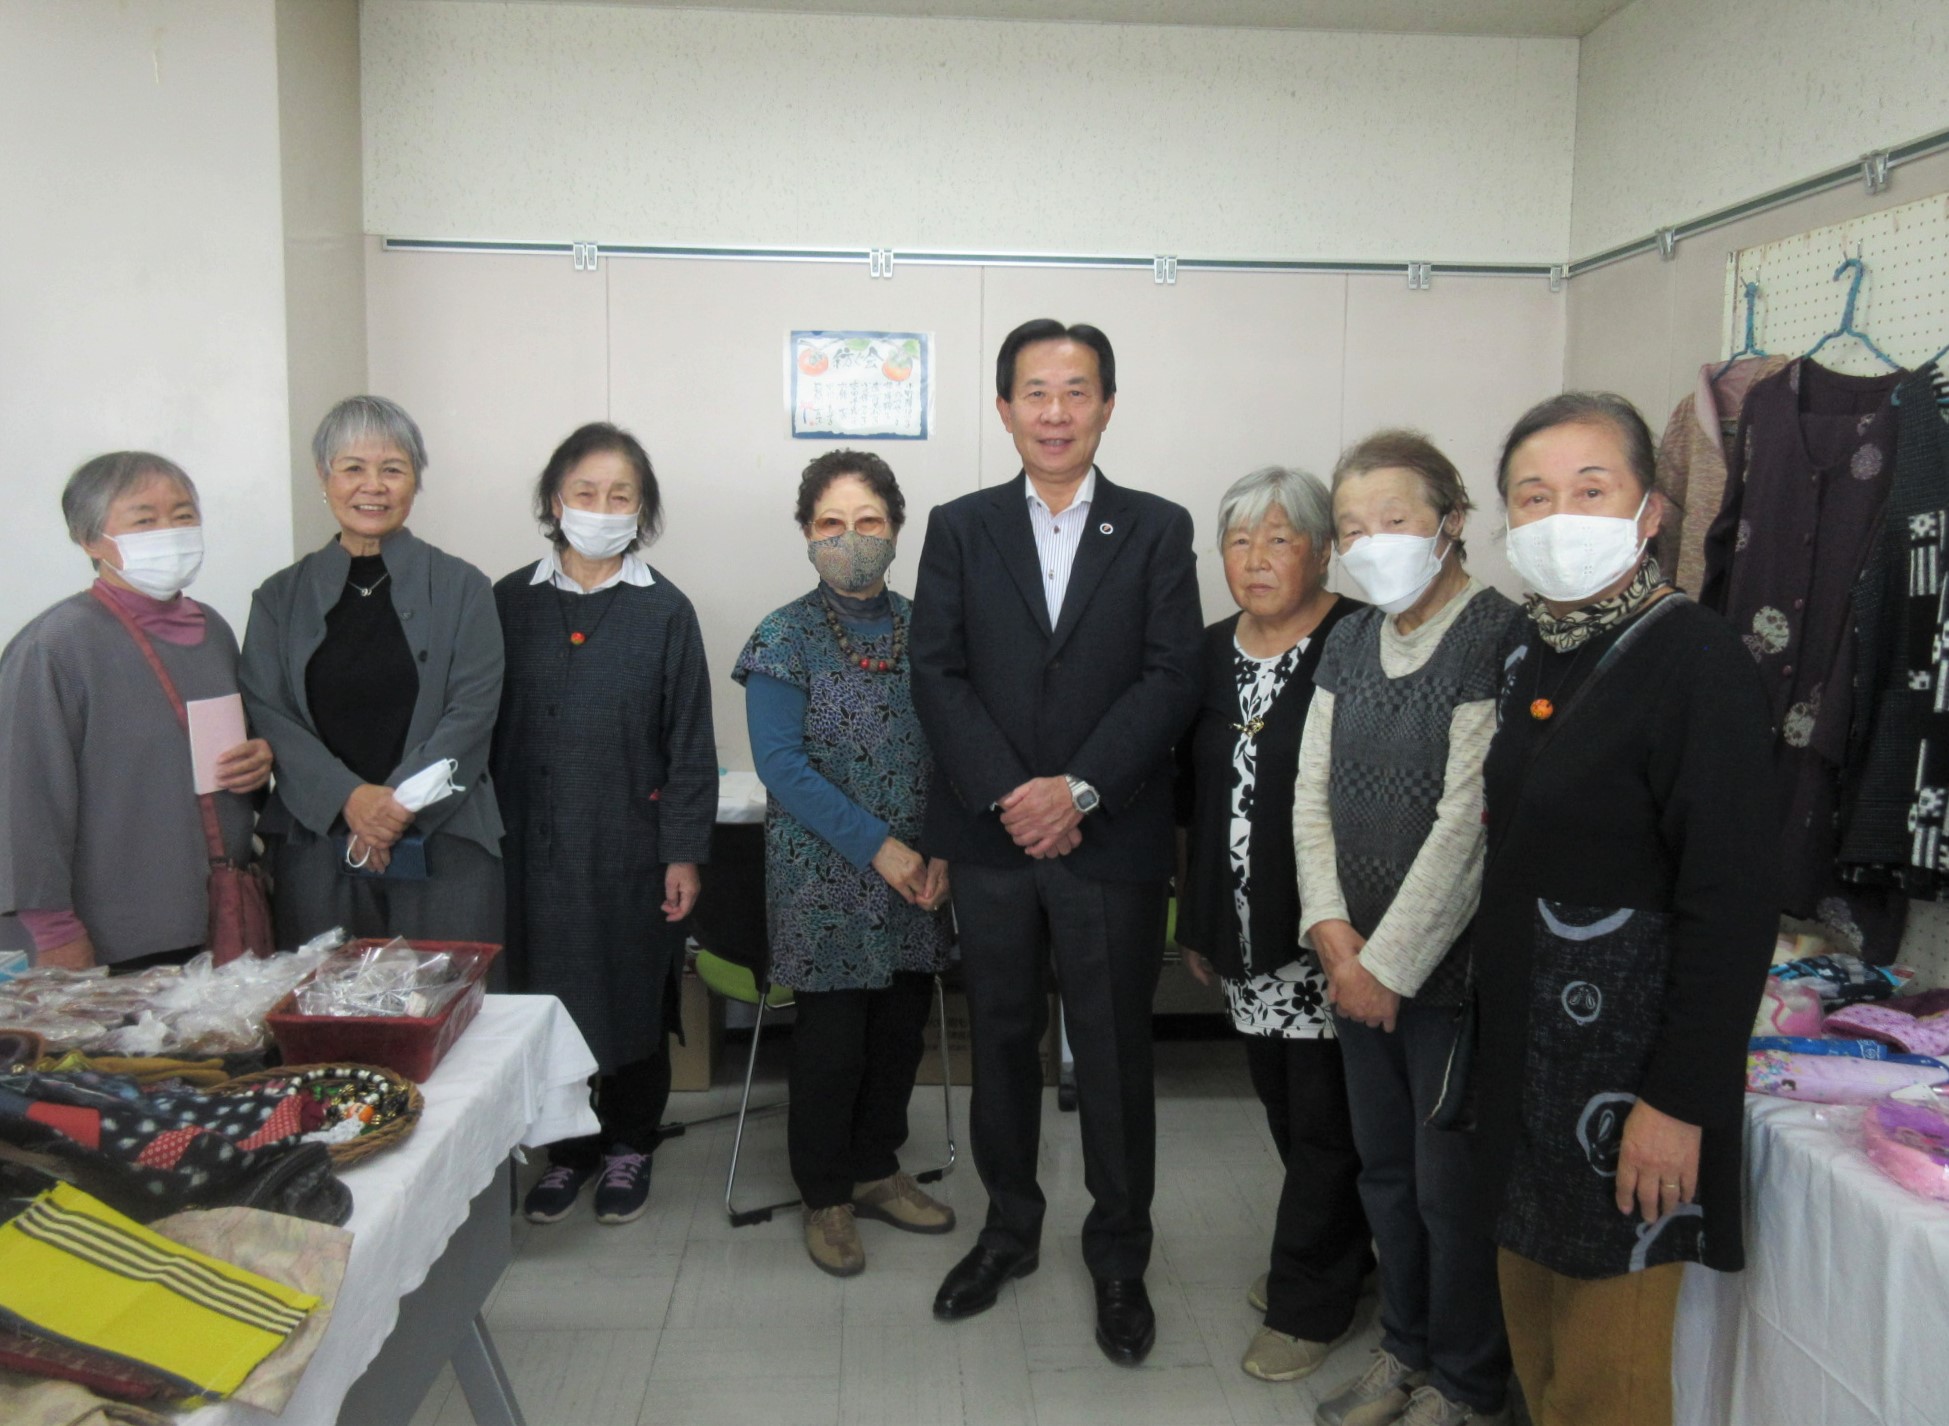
[1475,393,1777,1426]
[732,449,954,1279]
[491,422,716,1229]
[1293,430,1518,1426]
[0,453,273,970]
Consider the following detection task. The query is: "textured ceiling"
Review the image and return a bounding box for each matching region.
[421,0,1635,40]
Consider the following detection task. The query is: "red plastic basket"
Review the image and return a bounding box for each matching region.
[265,939,501,1083]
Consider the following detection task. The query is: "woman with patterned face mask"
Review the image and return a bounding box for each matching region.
[0,453,273,970]
[1476,393,1777,1426]
[1295,430,1519,1426]
[733,449,954,1278]
[493,422,717,1229]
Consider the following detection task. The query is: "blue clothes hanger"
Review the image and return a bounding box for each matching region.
[1711,279,1768,383]
[1803,256,1902,370]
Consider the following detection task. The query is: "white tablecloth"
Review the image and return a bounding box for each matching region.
[1675,1095,1949,1426]
[186,995,599,1426]
[716,769,766,824]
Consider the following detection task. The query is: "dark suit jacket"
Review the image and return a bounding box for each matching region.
[1172,598,1365,980]
[910,470,1203,882]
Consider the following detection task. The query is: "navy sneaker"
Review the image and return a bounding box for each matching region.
[523,1162,593,1224]
[593,1149,653,1225]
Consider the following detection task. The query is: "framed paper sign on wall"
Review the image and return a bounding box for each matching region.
[789,330,932,440]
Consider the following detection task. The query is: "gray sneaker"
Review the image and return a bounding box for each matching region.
[1314,1348,1428,1426]
[1397,1384,1508,1425]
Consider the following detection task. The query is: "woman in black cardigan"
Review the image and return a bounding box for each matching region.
[1175,465,1368,1384]
[1479,393,1778,1426]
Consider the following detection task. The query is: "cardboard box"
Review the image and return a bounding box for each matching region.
[915,990,1058,1087]
[669,968,724,1092]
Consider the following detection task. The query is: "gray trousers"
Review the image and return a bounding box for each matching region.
[1337,999,1511,1413]
[269,827,506,950]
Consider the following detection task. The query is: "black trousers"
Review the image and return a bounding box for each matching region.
[787,972,935,1209]
[953,859,1165,1281]
[549,1046,673,1169]
[1338,1002,1511,1413]
[269,828,506,949]
[1242,1032,1373,1342]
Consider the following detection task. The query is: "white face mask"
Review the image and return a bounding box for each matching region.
[109,526,204,599]
[1506,495,1649,603]
[558,506,639,560]
[1338,530,1449,615]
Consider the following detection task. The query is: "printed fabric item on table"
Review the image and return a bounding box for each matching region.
[1825,1000,1949,1058]
[1862,1086,1949,1202]
[1769,954,1914,1006]
[0,1070,350,1225]
[0,1181,319,1406]
[1746,1035,1949,1104]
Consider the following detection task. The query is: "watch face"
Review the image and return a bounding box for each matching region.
[1074,785,1100,812]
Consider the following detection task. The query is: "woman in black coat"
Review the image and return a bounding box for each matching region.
[1175,465,1369,1385]
[1479,393,1777,1426]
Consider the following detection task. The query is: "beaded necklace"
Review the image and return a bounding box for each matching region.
[822,598,906,673]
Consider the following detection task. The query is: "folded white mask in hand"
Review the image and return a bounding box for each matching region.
[394,758,465,812]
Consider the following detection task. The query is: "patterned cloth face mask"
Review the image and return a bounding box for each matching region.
[807,531,896,593]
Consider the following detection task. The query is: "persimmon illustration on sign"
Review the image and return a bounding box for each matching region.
[790,331,931,440]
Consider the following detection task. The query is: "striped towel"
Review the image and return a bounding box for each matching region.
[0,1182,318,1403]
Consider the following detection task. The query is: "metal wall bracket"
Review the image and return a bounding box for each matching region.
[572,242,600,271]
[1406,261,1432,290]
[1655,228,1678,261]
[1152,255,1178,285]
[1861,150,1891,195]
[868,248,895,278]
[1548,265,1566,293]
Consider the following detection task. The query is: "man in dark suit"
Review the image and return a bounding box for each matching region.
[911,319,1202,1365]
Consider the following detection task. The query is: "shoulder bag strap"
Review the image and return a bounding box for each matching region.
[88,584,231,866]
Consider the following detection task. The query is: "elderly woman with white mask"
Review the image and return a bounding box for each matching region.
[492,422,717,1229]
[0,452,272,970]
[733,448,954,1279]
[1475,393,1776,1426]
[1294,429,1517,1426]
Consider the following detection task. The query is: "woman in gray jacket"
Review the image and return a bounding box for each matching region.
[240,396,505,946]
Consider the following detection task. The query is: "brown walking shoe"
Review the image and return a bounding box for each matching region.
[852,1171,956,1234]
[804,1203,866,1277]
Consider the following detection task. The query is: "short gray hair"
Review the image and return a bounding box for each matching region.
[62,452,199,546]
[312,395,428,489]
[1215,465,1334,553]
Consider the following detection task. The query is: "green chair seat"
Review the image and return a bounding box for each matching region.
[694,946,794,1008]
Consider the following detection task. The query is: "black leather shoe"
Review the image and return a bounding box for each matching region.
[933,1243,1039,1320]
[1093,1277,1156,1365]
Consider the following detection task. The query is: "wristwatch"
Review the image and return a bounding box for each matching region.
[1065,775,1101,815]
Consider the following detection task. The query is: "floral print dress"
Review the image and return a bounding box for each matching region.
[731,589,951,991]
[1223,637,1333,1038]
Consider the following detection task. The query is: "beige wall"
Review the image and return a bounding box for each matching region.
[277,0,368,554]
[1573,0,1949,258]
[360,0,1578,263]
[0,0,295,646]
[366,242,1565,767]
[1563,150,1949,429]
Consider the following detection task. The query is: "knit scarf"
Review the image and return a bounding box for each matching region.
[1525,557,1670,652]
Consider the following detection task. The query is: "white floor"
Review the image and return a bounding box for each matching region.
[407,1035,1389,1426]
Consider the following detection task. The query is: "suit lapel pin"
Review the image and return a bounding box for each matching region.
[1099,522,1113,535]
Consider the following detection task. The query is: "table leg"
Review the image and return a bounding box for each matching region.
[451,1313,527,1426]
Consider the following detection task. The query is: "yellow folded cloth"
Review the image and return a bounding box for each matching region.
[0,1182,319,1403]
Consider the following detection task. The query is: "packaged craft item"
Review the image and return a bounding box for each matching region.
[293,939,473,1018]
[0,937,339,1057]
[1861,1085,1949,1202]
[1825,1000,1949,1058]
[1747,1037,1949,1104]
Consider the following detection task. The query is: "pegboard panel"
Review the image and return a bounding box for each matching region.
[1720,191,1949,376]
[1900,901,1949,985]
